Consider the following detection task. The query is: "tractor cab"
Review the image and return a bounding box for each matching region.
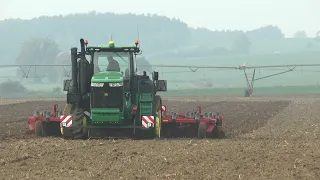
[86,41,144,118]
[91,41,132,77]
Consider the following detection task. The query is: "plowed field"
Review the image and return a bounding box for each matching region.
[0,96,319,180]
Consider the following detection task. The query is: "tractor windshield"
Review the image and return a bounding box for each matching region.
[93,51,130,77]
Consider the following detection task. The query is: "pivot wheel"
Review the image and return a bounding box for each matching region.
[244,89,249,97]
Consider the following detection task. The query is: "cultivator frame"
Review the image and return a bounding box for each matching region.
[27,104,63,137]
[26,103,224,139]
[160,104,224,138]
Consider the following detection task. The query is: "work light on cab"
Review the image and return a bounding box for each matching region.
[109,41,115,48]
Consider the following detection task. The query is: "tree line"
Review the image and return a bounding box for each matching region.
[1,12,319,60]
[0,12,320,82]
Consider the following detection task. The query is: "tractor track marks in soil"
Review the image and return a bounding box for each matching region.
[1,97,320,179]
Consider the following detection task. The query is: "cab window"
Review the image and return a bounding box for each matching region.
[93,52,129,77]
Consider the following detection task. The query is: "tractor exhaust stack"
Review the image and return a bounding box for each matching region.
[70,47,78,93]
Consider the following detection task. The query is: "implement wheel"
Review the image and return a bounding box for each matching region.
[212,127,226,138]
[198,123,207,139]
[212,117,226,138]
[35,120,43,137]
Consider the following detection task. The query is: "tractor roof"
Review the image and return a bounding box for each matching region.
[86,46,140,53]
[86,40,140,53]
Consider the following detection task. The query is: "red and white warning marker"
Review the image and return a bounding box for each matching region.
[161,105,166,112]
[141,116,154,128]
[60,115,72,127]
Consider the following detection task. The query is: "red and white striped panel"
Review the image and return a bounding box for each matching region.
[141,116,154,128]
[161,105,166,112]
[60,115,72,127]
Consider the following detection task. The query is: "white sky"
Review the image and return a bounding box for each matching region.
[1,0,320,37]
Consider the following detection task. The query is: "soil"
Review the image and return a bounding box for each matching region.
[0,96,319,180]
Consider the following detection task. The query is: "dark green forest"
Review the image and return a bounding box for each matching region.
[0,11,320,83]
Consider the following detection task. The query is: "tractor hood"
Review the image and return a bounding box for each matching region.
[91,71,123,83]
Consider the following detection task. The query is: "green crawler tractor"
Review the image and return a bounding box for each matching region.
[60,39,167,139]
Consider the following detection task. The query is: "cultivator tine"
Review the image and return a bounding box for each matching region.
[46,111,51,118]
[197,105,201,114]
[45,111,51,121]
[58,111,62,117]
[33,111,40,118]
[170,112,173,119]
[204,112,208,119]
[195,113,200,120]
[171,112,177,121]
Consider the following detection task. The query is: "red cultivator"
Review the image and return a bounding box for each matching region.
[161,105,225,138]
[27,103,224,139]
[27,104,63,137]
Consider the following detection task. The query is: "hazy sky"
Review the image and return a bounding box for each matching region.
[1,0,320,37]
